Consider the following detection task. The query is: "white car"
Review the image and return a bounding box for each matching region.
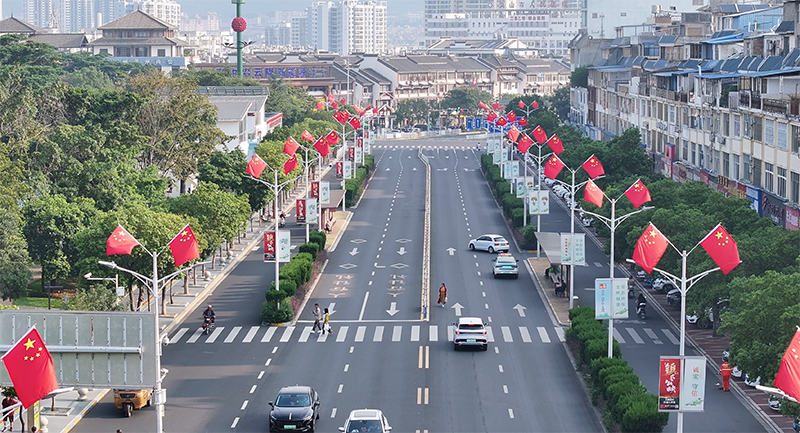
[543,177,556,187]
[492,254,519,278]
[468,234,509,253]
[339,409,392,433]
[453,317,489,350]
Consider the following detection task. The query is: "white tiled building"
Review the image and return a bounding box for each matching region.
[306,0,387,55]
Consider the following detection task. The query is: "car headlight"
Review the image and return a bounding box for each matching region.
[270,414,277,421]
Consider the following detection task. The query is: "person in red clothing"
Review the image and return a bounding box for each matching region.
[720,361,733,391]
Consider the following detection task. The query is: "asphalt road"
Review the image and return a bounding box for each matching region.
[71,135,765,433]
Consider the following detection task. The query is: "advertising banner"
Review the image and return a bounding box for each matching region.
[363,137,371,154]
[343,161,352,179]
[786,206,799,230]
[277,230,291,263]
[263,231,276,262]
[311,181,319,198]
[296,199,306,224]
[319,181,330,205]
[680,356,707,412]
[526,177,535,193]
[515,178,526,198]
[594,278,629,319]
[335,162,343,179]
[307,199,318,224]
[659,357,681,411]
[503,161,514,179]
[348,147,355,161]
[528,190,550,215]
[560,233,585,265]
[487,139,500,153]
[355,145,363,165]
[493,147,504,165]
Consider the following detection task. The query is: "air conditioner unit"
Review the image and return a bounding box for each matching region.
[709,133,716,142]
[642,121,649,128]
[717,136,726,145]
[675,127,682,134]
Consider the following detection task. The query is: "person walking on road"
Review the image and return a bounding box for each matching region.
[322,308,331,335]
[719,361,733,391]
[437,283,447,308]
[311,303,322,333]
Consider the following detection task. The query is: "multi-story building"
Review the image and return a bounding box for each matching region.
[58,0,94,32]
[123,0,180,28]
[291,16,307,48]
[307,2,333,51]
[306,0,387,55]
[23,0,54,29]
[265,22,292,48]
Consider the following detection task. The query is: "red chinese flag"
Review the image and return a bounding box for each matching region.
[584,180,604,208]
[774,330,800,402]
[532,125,547,144]
[531,100,539,109]
[699,224,740,275]
[301,130,314,142]
[543,155,565,179]
[491,102,500,110]
[333,110,350,124]
[366,104,372,110]
[582,154,605,179]
[496,117,508,127]
[348,116,362,130]
[326,94,335,102]
[0,327,58,408]
[632,223,669,274]
[326,130,340,145]
[625,180,652,209]
[354,106,365,116]
[518,117,528,126]
[546,134,564,155]
[331,101,339,110]
[315,101,325,110]
[283,136,300,156]
[340,98,347,105]
[507,111,517,123]
[169,224,200,267]
[313,137,330,157]
[283,154,298,175]
[106,225,140,256]
[517,134,534,154]
[518,100,525,109]
[487,111,498,123]
[372,108,378,114]
[479,101,489,110]
[246,154,267,178]
[508,126,520,143]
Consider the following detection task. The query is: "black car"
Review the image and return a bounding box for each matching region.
[269,385,320,432]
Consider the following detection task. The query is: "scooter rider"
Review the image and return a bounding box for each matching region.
[203,305,215,324]
[636,293,647,318]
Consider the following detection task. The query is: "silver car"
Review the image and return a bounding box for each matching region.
[492,254,519,278]
[453,317,488,350]
[468,234,509,253]
[339,409,392,433]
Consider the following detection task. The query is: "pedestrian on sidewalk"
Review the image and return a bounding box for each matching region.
[719,361,733,391]
[311,303,322,333]
[437,283,447,308]
[2,394,18,431]
[322,308,331,335]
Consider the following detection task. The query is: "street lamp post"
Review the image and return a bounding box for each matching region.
[298,143,324,242]
[520,141,550,258]
[84,272,123,297]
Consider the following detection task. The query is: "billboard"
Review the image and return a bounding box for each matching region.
[594,278,629,319]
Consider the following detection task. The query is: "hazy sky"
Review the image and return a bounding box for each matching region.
[2,0,425,21]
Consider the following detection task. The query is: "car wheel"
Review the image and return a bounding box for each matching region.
[493,273,498,279]
[123,402,133,417]
[310,418,315,432]
[488,246,495,253]
[482,344,488,351]
[469,244,475,251]
[454,343,458,351]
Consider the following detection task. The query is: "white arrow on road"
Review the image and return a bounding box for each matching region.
[349,248,359,256]
[446,247,456,256]
[451,302,464,317]
[327,302,337,316]
[513,304,527,317]
[386,302,399,316]
[398,247,407,255]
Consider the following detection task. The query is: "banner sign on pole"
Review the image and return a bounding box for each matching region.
[347,147,355,161]
[311,181,319,198]
[659,357,682,411]
[493,147,503,165]
[296,199,306,224]
[487,139,499,153]
[511,160,520,177]
[503,161,513,180]
[680,356,707,412]
[363,138,371,154]
[526,177,535,193]
[264,231,276,262]
[560,233,586,265]
[307,199,318,224]
[277,230,291,263]
[343,161,352,179]
[528,190,550,214]
[355,144,363,165]
[319,181,330,204]
[594,278,629,319]
[335,162,343,179]
[515,178,526,198]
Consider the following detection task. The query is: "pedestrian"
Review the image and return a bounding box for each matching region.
[544,267,550,278]
[325,220,331,234]
[322,308,331,335]
[2,394,18,431]
[437,283,447,308]
[719,361,733,391]
[311,303,322,334]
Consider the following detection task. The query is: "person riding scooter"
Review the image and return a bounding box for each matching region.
[636,294,647,319]
[202,305,215,326]
[278,211,286,228]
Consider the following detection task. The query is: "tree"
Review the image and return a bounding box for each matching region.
[65,284,125,311]
[551,87,570,121]
[440,87,492,113]
[0,207,32,301]
[394,99,429,127]
[571,66,590,88]
[263,78,317,127]
[200,150,270,212]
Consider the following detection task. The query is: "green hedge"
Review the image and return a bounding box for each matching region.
[519,225,538,248]
[298,243,319,260]
[260,234,324,324]
[309,231,326,250]
[261,301,293,323]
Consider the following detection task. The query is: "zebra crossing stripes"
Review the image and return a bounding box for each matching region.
[224,326,242,343]
[261,327,277,342]
[170,328,189,344]
[186,328,204,344]
[336,326,349,342]
[537,327,551,343]
[242,326,259,343]
[429,325,438,342]
[206,327,224,343]
[354,326,366,342]
[662,329,680,345]
[410,325,420,341]
[625,328,645,344]
[519,327,532,343]
[643,328,663,344]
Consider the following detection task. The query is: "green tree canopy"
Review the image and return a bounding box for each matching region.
[440,87,492,113]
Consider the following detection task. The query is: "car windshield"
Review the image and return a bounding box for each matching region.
[276,394,310,407]
[346,419,382,432]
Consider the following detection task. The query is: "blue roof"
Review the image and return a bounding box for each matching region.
[702,32,746,44]
[700,73,740,79]
[741,67,800,77]
[759,56,784,71]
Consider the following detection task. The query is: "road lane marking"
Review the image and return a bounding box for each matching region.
[279,327,295,343]
[224,326,242,343]
[644,328,663,344]
[261,327,277,342]
[555,327,566,342]
[486,326,495,342]
[373,326,384,342]
[519,327,532,343]
[243,326,259,343]
[359,292,370,321]
[265,359,271,366]
[271,347,278,354]
[258,371,264,379]
[418,346,424,369]
[318,329,329,342]
[186,328,203,344]
[537,327,551,343]
[446,325,454,341]
[485,303,489,309]
[240,400,248,410]
[501,326,513,342]
[429,325,438,341]
[231,417,239,428]
[206,327,224,343]
[498,365,504,373]
[503,385,509,393]
[613,328,626,344]
[337,384,343,393]
[392,325,402,341]
[331,408,337,418]
[626,328,645,344]
[425,388,429,404]
[344,364,349,372]
[663,329,680,345]
[508,408,515,419]
[336,326,348,342]
[249,385,256,394]
[355,326,366,342]
[411,325,420,341]
[425,346,429,369]
[170,328,188,343]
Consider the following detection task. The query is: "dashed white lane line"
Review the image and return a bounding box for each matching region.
[240,400,248,410]
[258,371,264,379]
[498,365,504,373]
[508,408,515,419]
[344,364,349,372]
[331,408,337,418]
[265,358,272,366]
[231,417,239,428]
[503,385,509,394]
[337,384,344,393]
[249,385,257,394]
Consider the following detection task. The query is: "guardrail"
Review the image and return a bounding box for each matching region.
[418,147,431,321]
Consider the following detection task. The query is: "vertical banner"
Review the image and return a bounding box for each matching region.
[347,147,355,161]
[528,190,550,214]
[363,137,371,154]
[343,161,352,179]
[493,147,503,165]
[311,181,319,198]
[538,190,550,214]
[527,193,539,215]
[560,233,586,265]
[277,230,291,263]
[307,199,319,224]
[487,139,498,153]
[263,231,276,262]
[503,161,513,179]
[526,177,535,193]
[659,357,682,411]
[594,278,629,319]
[355,144,363,165]
[335,162,343,179]
[296,199,306,223]
[319,181,330,205]
[363,130,369,140]
[560,233,572,264]
[680,356,707,412]
[511,160,520,178]
[515,178,526,198]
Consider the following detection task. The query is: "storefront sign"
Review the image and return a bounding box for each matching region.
[296,199,306,224]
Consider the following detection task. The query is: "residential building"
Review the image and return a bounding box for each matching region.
[307,0,387,55]
[181,13,221,32]
[198,86,271,156]
[265,22,291,48]
[307,1,333,52]
[60,0,94,32]
[123,0,180,28]
[291,16,307,49]
[23,0,54,29]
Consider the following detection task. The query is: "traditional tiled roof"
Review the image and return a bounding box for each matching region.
[98,10,175,31]
[28,33,89,49]
[89,37,185,46]
[0,17,44,34]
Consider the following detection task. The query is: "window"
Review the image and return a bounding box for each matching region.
[764,119,774,145]
[115,47,131,57]
[723,113,730,136]
[157,49,166,57]
[764,163,774,192]
[134,47,149,57]
[669,106,676,124]
[777,122,788,149]
[734,115,741,137]
[698,144,705,168]
[99,48,109,54]
[793,125,800,153]
[723,152,730,177]
[135,31,149,38]
[753,116,763,141]
[733,154,740,180]
[792,171,799,204]
[691,142,696,165]
[778,167,787,198]
[743,115,751,137]
[682,140,689,161]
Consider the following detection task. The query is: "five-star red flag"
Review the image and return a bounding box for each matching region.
[246,154,267,178]
[544,155,565,179]
[508,126,520,143]
[625,180,651,209]
[313,137,330,157]
[340,98,346,104]
[496,117,508,127]
[372,107,378,114]
[333,110,350,124]
[699,224,740,275]
[487,111,498,123]
[315,101,325,110]
[283,136,300,156]
[517,134,534,154]
[301,130,314,142]
[106,225,140,256]
[325,130,340,145]
[507,111,517,123]
[491,102,500,110]
[531,100,539,109]
[1,326,58,408]
[582,154,605,179]
[169,224,200,267]
[532,125,547,144]
[518,100,525,109]
[283,154,298,175]
[331,101,339,109]
[584,180,604,208]
[348,116,362,129]
[546,134,564,155]
[773,329,800,402]
[518,117,527,126]
[632,223,669,274]
[479,101,489,110]
[326,94,335,102]
[354,106,365,116]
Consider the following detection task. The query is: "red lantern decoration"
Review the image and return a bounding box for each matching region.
[231,17,247,33]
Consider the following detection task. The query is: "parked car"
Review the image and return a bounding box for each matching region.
[493,254,519,278]
[453,317,488,350]
[339,409,392,433]
[652,278,675,293]
[268,386,320,432]
[686,298,729,329]
[543,178,556,187]
[469,234,509,253]
[666,288,681,308]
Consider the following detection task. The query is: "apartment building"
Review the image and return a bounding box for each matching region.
[569,4,800,230]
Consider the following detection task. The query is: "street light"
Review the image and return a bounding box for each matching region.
[297,142,325,240]
[84,272,123,297]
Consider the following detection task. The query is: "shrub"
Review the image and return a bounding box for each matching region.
[620,394,668,432]
[265,285,286,303]
[590,357,630,387]
[611,383,649,423]
[261,301,293,324]
[363,154,375,170]
[603,373,641,400]
[293,256,313,283]
[295,252,314,263]
[309,231,326,250]
[495,180,511,198]
[298,242,319,260]
[570,306,595,320]
[279,279,297,298]
[279,263,301,287]
[598,365,635,389]
[519,225,538,248]
[510,208,525,227]
[584,338,613,364]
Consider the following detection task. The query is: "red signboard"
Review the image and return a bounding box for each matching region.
[336,162,343,179]
[348,147,355,160]
[357,137,363,148]
[311,181,319,198]
[786,206,799,231]
[659,357,681,411]
[263,232,276,262]
[296,199,306,224]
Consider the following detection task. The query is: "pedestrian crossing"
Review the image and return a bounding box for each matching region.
[168,323,678,347]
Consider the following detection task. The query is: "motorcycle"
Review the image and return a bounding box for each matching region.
[636,302,647,320]
[278,217,286,228]
[202,316,215,335]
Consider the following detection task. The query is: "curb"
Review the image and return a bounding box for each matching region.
[60,389,109,433]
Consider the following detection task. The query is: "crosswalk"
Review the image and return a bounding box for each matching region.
[168,323,678,347]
